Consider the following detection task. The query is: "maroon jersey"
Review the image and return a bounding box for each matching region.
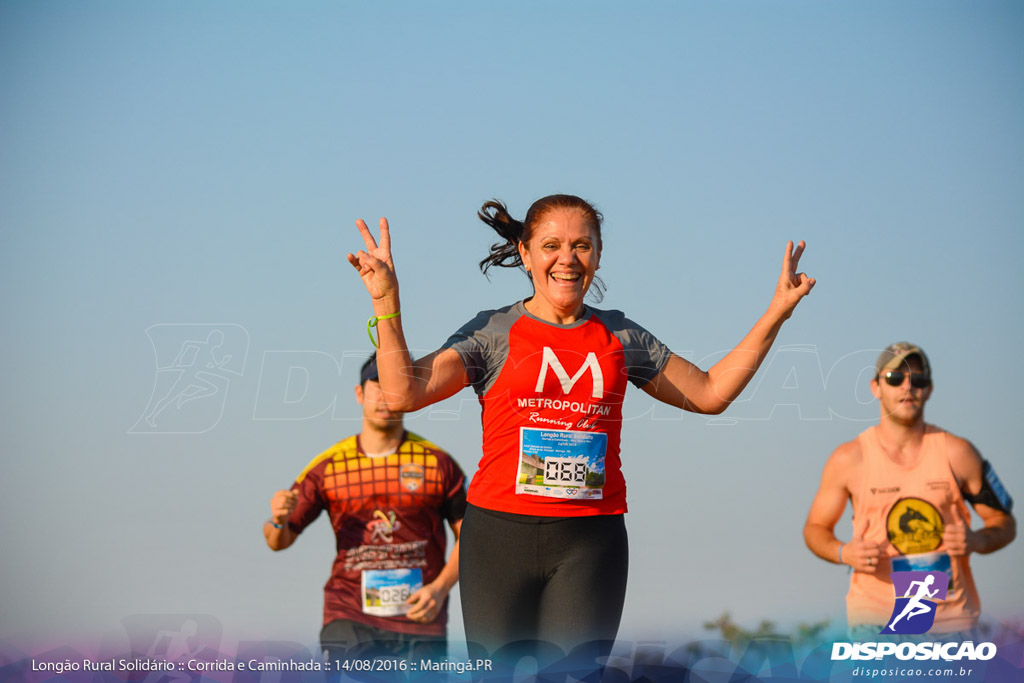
[443,301,670,517]
[287,431,466,636]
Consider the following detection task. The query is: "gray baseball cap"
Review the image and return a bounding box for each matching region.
[875,342,931,377]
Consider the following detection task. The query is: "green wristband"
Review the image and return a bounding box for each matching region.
[367,311,401,348]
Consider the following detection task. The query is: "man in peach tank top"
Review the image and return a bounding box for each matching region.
[804,343,1015,638]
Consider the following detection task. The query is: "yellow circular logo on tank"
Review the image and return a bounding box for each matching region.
[886,497,944,554]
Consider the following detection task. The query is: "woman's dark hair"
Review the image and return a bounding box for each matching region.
[477,194,605,300]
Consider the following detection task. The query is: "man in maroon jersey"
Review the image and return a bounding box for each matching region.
[264,355,467,662]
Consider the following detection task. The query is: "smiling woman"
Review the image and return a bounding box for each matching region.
[478,195,604,321]
[346,193,815,659]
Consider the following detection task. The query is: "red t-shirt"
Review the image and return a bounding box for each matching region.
[443,301,670,517]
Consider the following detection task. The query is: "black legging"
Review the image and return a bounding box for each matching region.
[459,503,629,654]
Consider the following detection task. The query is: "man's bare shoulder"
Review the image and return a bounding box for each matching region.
[942,429,981,458]
[814,436,865,496]
[939,428,984,483]
[826,436,864,471]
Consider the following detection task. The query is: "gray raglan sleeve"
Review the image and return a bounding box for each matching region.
[440,306,516,396]
[593,309,672,388]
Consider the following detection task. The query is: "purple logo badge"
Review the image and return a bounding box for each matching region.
[881,571,950,635]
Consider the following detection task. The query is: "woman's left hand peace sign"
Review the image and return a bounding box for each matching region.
[347,217,398,303]
[770,240,815,320]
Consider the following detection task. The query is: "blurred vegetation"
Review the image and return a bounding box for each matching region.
[702,612,831,648]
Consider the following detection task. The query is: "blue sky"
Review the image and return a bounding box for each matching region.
[1,0,1022,657]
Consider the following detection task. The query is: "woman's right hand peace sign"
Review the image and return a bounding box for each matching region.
[768,240,815,321]
[347,217,398,302]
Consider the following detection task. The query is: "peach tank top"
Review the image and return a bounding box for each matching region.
[846,425,979,633]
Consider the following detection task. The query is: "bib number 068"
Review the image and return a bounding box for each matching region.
[544,457,588,485]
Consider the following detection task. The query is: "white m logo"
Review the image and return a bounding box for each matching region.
[535,347,604,399]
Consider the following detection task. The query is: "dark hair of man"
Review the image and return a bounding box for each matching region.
[359,353,377,388]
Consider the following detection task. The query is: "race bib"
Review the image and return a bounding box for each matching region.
[361,568,423,616]
[516,427,608,500]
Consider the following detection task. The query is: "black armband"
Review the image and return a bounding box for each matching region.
[964,460,1013,513]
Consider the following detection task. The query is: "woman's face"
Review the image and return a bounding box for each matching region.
[517,207,601,320]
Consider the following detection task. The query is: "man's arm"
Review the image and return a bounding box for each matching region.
[804,441,885,573]
[264,489,298,551]
[406,518,461,623]
[943,438,1016,556]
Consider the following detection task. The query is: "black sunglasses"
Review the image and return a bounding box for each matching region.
[881,371,931,389]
